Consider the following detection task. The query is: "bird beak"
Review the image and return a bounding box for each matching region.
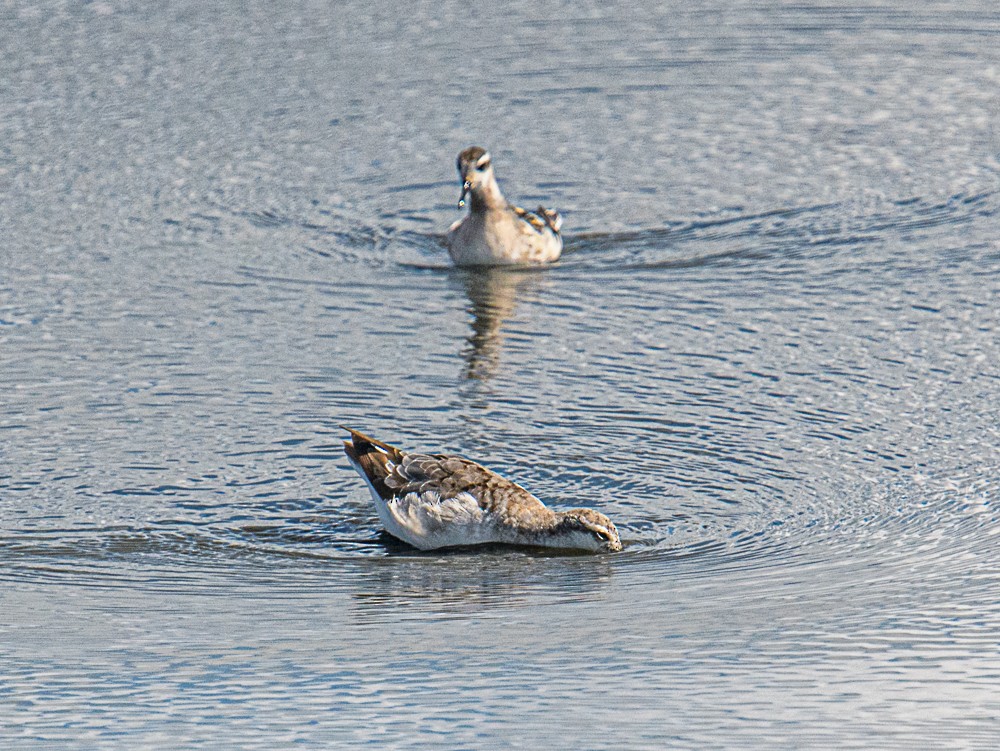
[458,180,471,209]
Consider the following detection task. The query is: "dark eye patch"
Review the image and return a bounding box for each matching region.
[476,159,491,171]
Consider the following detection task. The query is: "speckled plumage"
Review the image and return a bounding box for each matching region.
[445,146,563,266]
[342,427,621,552]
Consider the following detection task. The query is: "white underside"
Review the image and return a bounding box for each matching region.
[446,212,562,266]
[347,454,497,550]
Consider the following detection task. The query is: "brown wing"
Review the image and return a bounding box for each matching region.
[342,427,545,515]
[386,453,501,501]
[342,426,406,500]
[535,206,562,233]
[512,205,562,234]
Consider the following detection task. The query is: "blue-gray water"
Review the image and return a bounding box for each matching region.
[3,1,1000,748]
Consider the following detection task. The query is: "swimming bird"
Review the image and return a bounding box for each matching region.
[342,427,621,552]
[445,146,563,266]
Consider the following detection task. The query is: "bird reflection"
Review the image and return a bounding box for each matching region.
[349,546,614,623]
[456,267,547,381]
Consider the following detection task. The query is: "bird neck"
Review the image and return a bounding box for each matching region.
[469,175,507,212]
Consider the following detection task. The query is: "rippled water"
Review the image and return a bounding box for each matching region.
[3,1,1000,748]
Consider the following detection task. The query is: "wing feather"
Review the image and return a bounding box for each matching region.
[343,428,550,531]
[512,205,562,235]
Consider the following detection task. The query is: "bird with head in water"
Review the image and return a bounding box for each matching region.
[343,427,621,553]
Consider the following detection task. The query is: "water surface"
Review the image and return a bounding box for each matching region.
[3,1,1000,748]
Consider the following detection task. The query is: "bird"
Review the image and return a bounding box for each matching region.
[445,146,563,266]
[342,427,621,552]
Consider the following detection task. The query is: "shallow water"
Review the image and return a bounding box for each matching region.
[3,0,1000,748]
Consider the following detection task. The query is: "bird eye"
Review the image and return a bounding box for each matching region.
[476,160,491,171]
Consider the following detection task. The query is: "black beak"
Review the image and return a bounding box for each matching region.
[458,180,471,209]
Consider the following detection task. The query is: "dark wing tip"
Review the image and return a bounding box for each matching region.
[340,425,407,466]
[535,206,562,234]
[513,205,561,235]
[341,425,394,450]
[343,439,359,463]
[341,427,400,500]
[339,425,366,441]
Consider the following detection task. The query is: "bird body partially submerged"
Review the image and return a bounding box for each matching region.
[342,427,621,552]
